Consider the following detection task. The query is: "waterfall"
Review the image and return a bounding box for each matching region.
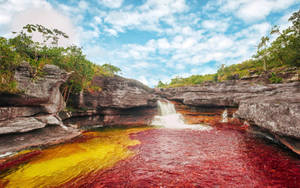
[151,100,212,130]
[221,109,228,123]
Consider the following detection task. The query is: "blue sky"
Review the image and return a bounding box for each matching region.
[0,0,299,87]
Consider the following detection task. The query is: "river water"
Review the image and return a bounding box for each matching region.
[0,101,299,187]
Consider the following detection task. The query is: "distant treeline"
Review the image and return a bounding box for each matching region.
[157,9,300,88]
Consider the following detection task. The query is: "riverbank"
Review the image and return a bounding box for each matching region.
[0,63,299,155]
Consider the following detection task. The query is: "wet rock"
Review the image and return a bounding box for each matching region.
[158,81,300,139]
[0,125,81,154]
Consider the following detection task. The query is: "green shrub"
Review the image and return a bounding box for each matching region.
[0,24,121,106]
[269,73,282,84]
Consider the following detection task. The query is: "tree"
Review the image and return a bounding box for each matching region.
[101,64,121,75]
[256,36,270,71]
[289,9,300,34]
[157,81,166,88]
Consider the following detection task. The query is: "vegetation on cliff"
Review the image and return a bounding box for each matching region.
[0,24,120,101]
[157,10,300,88]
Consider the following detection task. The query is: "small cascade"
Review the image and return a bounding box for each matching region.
[221,109,228,123]
[151,100,211,130]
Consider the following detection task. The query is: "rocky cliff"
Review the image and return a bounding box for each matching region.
[157,81,300,140]
[0,64,159,154]
[62,75,158,127]
[0,62,80,154]
[1,63,299,155]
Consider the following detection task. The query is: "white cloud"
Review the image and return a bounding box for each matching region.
[13,8,79,46]
[202,20,229,32]
[99,0,124,9]
[191,67,216,75]
[1,0,296,87]
[0,0,50,26]
[78,0,88,10]
[101,0,188,35]
[104,27,118,36]
[157,38,170,49]
[0,0,79,46]
[206,0,298,22]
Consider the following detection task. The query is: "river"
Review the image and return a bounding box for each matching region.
[0,101,299,187]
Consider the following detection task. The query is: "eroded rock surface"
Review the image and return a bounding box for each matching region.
[157,81,300,139]
[64,76,159,127]
[0,125,80,154]
[0,63,77,154]
[78,76,157,109]
[0,62,68,113]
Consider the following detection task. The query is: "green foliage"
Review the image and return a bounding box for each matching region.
[0,37,21,93]
[0,24,121,105]
[158,9,300,88]
[157,74,216,88]
[100,64,121,75]
[156,81,166,88]
[269,72,282,84]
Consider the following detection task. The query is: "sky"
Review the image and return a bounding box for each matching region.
[0,0,299,87]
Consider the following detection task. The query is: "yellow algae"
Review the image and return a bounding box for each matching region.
[1,127,151,188]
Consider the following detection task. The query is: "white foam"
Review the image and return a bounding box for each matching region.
[151,100,212,131]
[0,151,14,158]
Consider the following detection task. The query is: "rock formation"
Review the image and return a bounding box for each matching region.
[0,62,80,153]
[0,63,159,154]
[63,75,158,127]
[157,81,300,140]
[1,62,299,155]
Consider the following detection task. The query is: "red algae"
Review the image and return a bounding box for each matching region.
[64,126,300,188]
[0,150,41,172]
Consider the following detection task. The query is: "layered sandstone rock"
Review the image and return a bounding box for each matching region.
[0,62,80,154]
[63,76,158,127]
[157,81,300,139]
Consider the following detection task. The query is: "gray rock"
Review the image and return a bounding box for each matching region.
[35,115,62,126]
[158,81,300,139]
[0,125,81,154]
[0,107,41,121]
[77,76,157,109]
[0,117,46,134]
[0,63,70,135]
[64,75,159,127]
[0,62,69,114]
[235,100,300,139]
